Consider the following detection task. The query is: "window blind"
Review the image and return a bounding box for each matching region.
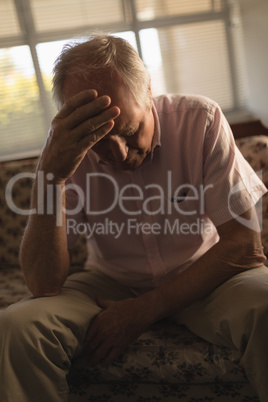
[0,0,20,37]
[0,0,248,161]
[145,21,233,109]
[0,45,47,160]
[135,0,222,19]
[31,0,125,32]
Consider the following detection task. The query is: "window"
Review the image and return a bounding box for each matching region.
[0,0,248,161]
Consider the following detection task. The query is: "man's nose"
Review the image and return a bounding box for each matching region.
[109,135,128,162]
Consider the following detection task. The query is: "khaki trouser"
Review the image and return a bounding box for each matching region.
[1,265,268,401]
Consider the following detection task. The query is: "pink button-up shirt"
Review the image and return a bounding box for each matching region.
[65,94,267,292]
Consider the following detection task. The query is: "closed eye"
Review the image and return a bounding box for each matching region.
[120,125,139,138]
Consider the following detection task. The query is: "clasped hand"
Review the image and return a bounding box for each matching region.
[81,296,152,366]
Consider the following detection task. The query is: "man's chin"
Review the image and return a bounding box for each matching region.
[103,156,146,171]
[120,159,144,171]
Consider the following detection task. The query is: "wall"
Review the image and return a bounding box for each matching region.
[239,0,268,127]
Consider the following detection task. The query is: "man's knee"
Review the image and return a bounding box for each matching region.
[0,293,93,359]
[229,280,268,352]
[0,298,49,344]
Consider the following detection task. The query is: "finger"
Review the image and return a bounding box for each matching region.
[89,343,113,367]
[84,319,99,346]
[72,105,120,141]
[100,346,124,366]
[76,106,122,150]
[57,89,98,119]
[82,326,109,364]
[82,332,101,357]
[96,296,112,309]
[78,120,115,152]
[65,95,113,130]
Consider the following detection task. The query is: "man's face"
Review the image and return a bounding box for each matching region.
[93,86,154,170]
[63,74,155,171]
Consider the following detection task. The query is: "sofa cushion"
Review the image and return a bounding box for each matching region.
[0,267,31,310]
[0,159,36,268]
[235,135,268,255]
[67,320,259,401]
[68,382,258,401]
[68,321,247,386]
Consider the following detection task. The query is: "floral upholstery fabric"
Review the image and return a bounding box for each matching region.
[0,159,35,268]
[1,135,267,401]
[67,322,258,402]
[235,135,268,254]
[69,383,259,401]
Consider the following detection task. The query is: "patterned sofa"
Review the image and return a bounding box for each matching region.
[1,132,268,402]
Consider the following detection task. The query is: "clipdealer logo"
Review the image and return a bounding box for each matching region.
[5,171,212,221]
[4,170,264,234]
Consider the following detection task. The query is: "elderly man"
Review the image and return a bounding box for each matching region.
[0,34,268,402]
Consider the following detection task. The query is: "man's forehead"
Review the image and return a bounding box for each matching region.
[63,77,103,101]
[63,68,123,99]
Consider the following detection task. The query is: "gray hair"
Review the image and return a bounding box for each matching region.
[52,34,151,110]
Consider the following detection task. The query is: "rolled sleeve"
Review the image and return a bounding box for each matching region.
[203,106,267,227]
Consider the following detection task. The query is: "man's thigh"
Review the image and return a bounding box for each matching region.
[171,265,268,350]
[2,267,135,352]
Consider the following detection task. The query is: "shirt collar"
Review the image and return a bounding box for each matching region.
[150,99,161,158]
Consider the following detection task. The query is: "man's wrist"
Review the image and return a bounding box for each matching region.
[137,290,165,325]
